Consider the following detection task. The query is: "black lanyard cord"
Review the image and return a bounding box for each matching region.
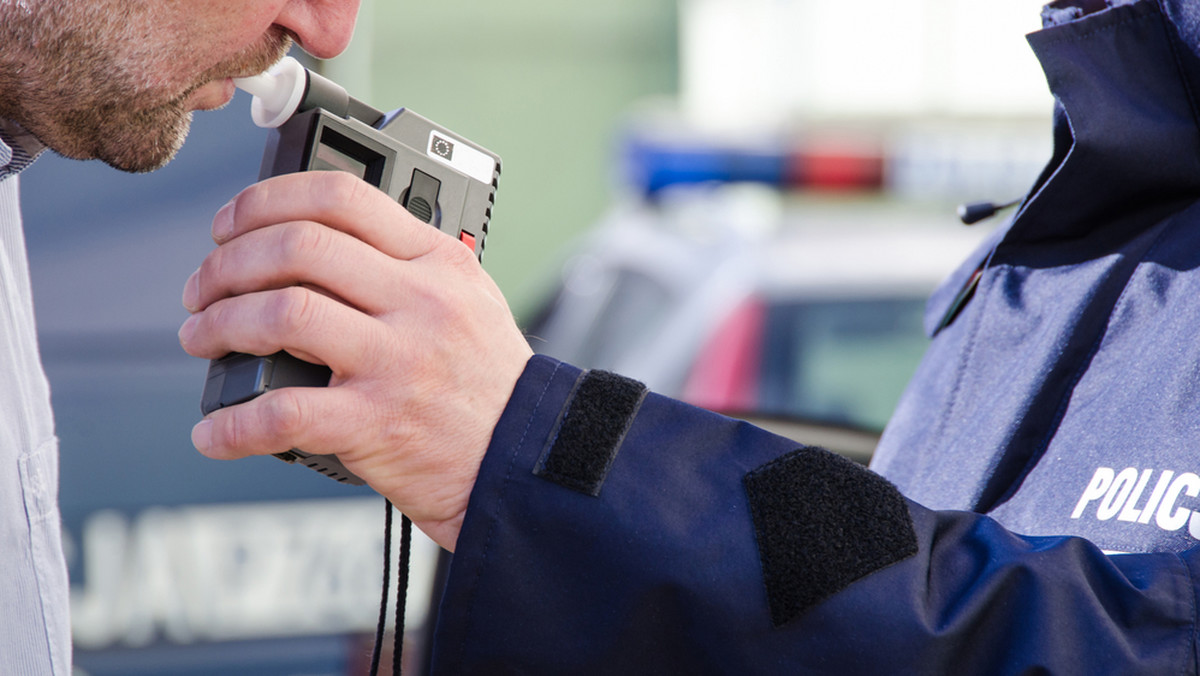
[370,499,412,676]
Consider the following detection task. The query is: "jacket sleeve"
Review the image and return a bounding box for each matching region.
[430,356,1200,675]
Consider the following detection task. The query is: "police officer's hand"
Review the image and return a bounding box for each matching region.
[178,171,534,551]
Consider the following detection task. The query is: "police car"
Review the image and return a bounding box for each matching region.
[523,182,993,464]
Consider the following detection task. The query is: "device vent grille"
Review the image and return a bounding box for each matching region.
[408,197,433,223]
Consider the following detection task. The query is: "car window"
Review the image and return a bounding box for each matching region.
[760,297,929,431]
[575,268,674,369]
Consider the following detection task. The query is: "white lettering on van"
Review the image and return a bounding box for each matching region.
[68,498,435,649]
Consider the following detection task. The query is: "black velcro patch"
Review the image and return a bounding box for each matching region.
[743,447,917,627]
[534,369,648,496]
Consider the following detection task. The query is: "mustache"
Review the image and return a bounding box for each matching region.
[199,27,294,84]
[167,28,293,110]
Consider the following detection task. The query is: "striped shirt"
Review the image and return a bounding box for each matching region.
[0,120,71,675]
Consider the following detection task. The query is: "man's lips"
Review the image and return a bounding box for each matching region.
[187,78,238,111]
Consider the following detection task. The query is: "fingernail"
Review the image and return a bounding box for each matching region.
[213,200,235,242]
[192,419,213,453]
[182,268,200,311]
[178,314,198,346]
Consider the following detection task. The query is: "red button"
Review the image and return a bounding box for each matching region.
[459,231,477,251]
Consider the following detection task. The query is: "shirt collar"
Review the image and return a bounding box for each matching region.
[0,119,46,180]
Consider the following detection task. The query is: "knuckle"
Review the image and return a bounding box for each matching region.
[231,184,260,222]
[448,235,481,269]
[427,228,481,273]
[212,389,308,457]
[277,221,330,269]
[213,408,245,456]
[266,286,319,336]
[317,170,372,209]
[200,297,232,336]
[201,246,230,292]
[261,388,308,442]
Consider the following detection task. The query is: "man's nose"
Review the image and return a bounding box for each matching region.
[274,0,362,60]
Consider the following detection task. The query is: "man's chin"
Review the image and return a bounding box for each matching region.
[94,112,193,174]
[30,73,238,173]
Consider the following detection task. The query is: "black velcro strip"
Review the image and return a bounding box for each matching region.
[744,447,918,627]
[534,369,647,496]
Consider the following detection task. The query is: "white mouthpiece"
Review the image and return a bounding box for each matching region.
[234,56,307,128]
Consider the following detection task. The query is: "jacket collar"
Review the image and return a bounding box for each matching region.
[1040,0,1139,27]
[1000,0,1200,250]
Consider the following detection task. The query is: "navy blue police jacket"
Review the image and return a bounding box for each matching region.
[431,1,1200,672]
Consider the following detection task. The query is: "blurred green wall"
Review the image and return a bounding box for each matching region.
[337,0,678,313]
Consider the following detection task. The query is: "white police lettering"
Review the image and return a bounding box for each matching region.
[67,498,437,649]
[1072,467,1200,538]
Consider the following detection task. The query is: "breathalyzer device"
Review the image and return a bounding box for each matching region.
[199,57,501,485]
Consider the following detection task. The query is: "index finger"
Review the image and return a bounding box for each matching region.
[215,171,448,261]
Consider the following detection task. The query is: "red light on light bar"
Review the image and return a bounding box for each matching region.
[787,148,885,191]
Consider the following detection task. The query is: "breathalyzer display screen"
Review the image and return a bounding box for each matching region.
[313,143,368,178]
[310,126,387,187]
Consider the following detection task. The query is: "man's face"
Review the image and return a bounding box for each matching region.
[0,0,354,173]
